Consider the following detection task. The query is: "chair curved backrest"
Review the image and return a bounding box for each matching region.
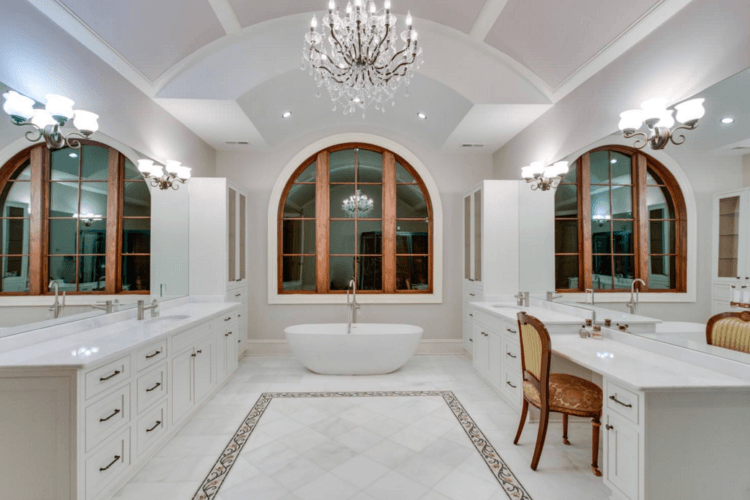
[517,312,552,405]
[706,312,750,354]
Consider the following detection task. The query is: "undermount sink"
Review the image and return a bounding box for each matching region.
[492,305,523,310]
[146,315,190,322]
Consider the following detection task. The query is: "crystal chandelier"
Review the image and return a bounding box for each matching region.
[342,190,374,217]
[302,0,424,116]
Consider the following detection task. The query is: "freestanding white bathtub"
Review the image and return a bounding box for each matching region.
[284,323,423,375]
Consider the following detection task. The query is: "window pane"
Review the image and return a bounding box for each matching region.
[358,257,382,290]
[612,221,634,254]
[9,161,30,180]
[80,183,108,218]
[0,218,29,255]
[81,145,109,180]
[1,181,31,217]
[124,158,141,180]
[591,255,612,290]
[50,148,79,180]
[648,220,674,254]
[123,182,151,217]
[647,186,674,219]
[282,220,315,254]
[397,185,428,218]
[284,184,316,218]
[396,220,428,254]
[590,151,610,184]
[296,161,316,183]
[591,220,611,253]
[356,185,382,219]
[613,256,635,289]
[48,256,77,291]
[330,256,354,290]
[358,220,382,254]
[122,255,150,291]
[611,186,632,217]
[647,169,663,185]
[611,152,632,184]
[79,219,107,254]
[330,149,356,182]
[48,219,77,254]
[123,219,150,253]
[396,162,416,183]
[555,220,578,253]
[1,256,29,292]
[555,255,579,290]
[330,220,355,254]
[282,256,316,291]
[357,150,383,182]
[649,255,676,289]
[79,255,106,291]
[590,186,610,218]
[555,184,578,218]
[50,182,79,217]
[331,184,355,218]
[396,256,429,290]
[561,165,576,183]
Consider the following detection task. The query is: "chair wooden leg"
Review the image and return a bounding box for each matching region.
[591,416,602,477]
[562,413,570,445]
[514,399,529,445]
[530,408,550,471]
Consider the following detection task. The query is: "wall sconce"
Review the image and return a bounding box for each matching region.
[521,161,569,191]
[3,91,99,150]
[137,159,191,190]
[592,214,612,226]
[618,98,705,150]
[73,213,103,227]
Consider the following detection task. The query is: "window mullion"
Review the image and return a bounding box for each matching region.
[382,151,396,293]
[635,153,649,290]
[316,151,330,293]
[580,154,593,290]
[104,150,121,294]
[28,146,46,295]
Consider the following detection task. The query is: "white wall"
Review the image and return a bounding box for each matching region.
[216,127,493,340]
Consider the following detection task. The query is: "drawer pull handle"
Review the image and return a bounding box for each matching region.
[238,314,242,317]
[146,382,161,392]
[99,408,121,422]
[507,328,517,334]
[506,381,517,389]
[469,314,473,317]
[197,350,203,354]
[609,395,633,408]
[606,424,614,431]
[235,294,241,297]
[99,455,121,472]
[99,370,121,382]
[191,353,197,358]
[225,332,233,337]
[469,339,473,342]
[225,317,231,321]
[146,420,162,433]
[506,353,517,359]
[145,350,162,359]
[469,293,475,297]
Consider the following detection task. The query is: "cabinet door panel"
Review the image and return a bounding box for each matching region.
[216,330,227,382]
[472,324,489,374]
[171,349,194,424]
[228,187,237,283]
[239,193,246,281]
[488,332,502,387]
[474,189,482,283]
[194,339,214,403]
[227,327,239,372]
[464,195,471,281]
[605,415,639,500]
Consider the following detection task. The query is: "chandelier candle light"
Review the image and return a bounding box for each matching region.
[2,90,99,150]
[521,161,570,191]
[303,0,424,116]
[342,189,374,217]
[137,159,191,191]
[618,98,705,150]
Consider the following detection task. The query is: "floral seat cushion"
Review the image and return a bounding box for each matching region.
[523,373,603,417]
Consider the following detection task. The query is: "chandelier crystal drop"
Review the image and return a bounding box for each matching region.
[302,0,424,116]
[342,189,375,217]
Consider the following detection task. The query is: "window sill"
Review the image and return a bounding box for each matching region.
[557,292,695,303]
[269,293,442,305]
[0,295,148,307]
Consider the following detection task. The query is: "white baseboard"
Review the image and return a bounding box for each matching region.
[247,339,466,356]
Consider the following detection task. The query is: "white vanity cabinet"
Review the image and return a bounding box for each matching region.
[711,188,750,313]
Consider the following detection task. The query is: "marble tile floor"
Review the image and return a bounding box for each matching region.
[113,355,611,500]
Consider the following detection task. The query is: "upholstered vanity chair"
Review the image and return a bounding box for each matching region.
[513,312,604,476]
[706,311,750,354]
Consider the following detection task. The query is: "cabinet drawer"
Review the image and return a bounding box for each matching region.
[463,287,483,302]
[85,385,130,452]
[501,367,522,409]
[606,381,640,425]
[503,338,521,373]
[85,356,130,400]
[137,363,168,414]
[135,340,167,372]
[136,400,168,456]
[227,288,246,301]
[85,428,130,499]
[172,322,211,354]
[502,320,519,339]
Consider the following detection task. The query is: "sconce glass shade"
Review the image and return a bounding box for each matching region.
[2,91,35,123]
[640,98,668,122]
[176,166,192,180]
[529,161,545,176]
[521,166,534,179]
[137,159,154,174]
[151,166,165,178]
[45,94,75,123]
[73,110,99,134]
[656,109,675,129]
[165,160,182,175]
[618,110,643,132]
[31,109,56,129]
[674,98,705,124]
[552,161,569,176]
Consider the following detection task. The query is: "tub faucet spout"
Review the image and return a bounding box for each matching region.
[347,279,360,334]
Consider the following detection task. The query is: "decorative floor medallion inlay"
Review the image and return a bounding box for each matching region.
[193,391,532,500]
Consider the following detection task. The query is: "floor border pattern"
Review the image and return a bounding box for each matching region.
[192,391,533,500]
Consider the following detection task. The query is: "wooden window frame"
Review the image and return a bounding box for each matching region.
[0,142,150,295]
[555,145,687,293]
[278,143,433,295]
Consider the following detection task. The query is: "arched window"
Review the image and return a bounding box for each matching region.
[0,142,151,294]
[555,145,686,293]
[278,143,432,294]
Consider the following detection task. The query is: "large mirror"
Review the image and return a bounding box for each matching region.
[0,82,190,338]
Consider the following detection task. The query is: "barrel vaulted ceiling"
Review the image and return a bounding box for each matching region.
[29,0,695,152]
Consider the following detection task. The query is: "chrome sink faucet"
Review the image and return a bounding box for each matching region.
[346,279,360,334]
[546,291,563,302]
[514,291,529,307]
[48,280,65,319]
[137,299,159,320]
[626,279,646,315]
[92,300,119,314]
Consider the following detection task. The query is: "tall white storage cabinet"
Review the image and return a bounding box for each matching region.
[189,179,249,355]
[711,188,750,314]
[461,181,554,353]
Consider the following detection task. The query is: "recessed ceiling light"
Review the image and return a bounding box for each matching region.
[282,111,292,118]
[69,152,78,158]
[611,159,617,164]
[721,117,735,124]
[417,112,427,120]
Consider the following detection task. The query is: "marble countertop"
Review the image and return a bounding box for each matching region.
[0,302,238,370]
[471,301,584,325]
[552,335,750,391]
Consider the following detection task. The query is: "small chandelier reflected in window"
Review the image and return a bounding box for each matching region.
[137,159,191,190]
[342,189,374,217]
[521,161,569,191]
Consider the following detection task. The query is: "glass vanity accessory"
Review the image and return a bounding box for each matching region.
[591,325,603,339]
